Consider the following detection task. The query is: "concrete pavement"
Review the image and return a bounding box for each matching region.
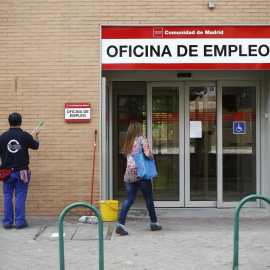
[1,208,270,270]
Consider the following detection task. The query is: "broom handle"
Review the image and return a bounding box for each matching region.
[90,130,97,216]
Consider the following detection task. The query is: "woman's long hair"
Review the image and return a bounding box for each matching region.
[123,121,143,158]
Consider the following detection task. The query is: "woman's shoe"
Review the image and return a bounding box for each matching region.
[115,223,128,235]
[150,222,162,231]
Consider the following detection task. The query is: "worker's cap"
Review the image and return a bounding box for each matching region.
[8,112,22,122]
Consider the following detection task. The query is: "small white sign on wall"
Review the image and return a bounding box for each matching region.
[65,103,91,122]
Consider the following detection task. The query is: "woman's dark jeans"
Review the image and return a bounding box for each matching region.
[118,179,157,225]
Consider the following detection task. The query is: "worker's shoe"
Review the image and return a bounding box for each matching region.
[115,223,128,235]
[15,223,28,230]
[3,224,12,230]
[150,222,162,231]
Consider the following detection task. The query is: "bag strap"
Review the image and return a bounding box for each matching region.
[138,136,142,153]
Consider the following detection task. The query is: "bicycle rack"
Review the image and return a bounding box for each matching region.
[233,194,270,270]
[58,202,104,270]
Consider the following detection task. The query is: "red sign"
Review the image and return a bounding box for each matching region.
[65,103,91,122]
[101,26,270,70]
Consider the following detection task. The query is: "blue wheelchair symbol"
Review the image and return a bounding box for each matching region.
[233,122,246,134]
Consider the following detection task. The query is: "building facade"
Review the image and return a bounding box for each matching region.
[1,0,270,215]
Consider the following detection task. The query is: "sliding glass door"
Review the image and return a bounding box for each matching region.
[150,84,184,207]
[185,83,217,206]
[109,80,259,208]
[217,81,260,207]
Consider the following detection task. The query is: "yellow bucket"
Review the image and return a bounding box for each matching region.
[99,200,119,221]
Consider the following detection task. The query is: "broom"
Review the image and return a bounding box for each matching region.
[79,130,98,224]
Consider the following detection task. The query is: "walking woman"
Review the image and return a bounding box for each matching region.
[115,121,162,235]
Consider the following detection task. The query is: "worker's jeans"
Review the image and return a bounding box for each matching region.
[118,179,157,225]
[2,172,30,227]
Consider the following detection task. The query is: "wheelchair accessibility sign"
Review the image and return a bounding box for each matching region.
[233,121,246,134]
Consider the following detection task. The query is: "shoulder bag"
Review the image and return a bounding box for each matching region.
[133,136,158,179]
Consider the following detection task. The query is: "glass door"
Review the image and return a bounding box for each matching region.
[109,80,259,208]
[150,83,184,207]
[217,81,260,207]
[151,82,217,207]
[112,81,147,206]
[185,83,217,207]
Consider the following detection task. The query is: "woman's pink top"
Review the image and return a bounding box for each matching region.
[124,136,153,183]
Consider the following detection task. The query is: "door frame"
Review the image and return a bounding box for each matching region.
[100,77,113,200]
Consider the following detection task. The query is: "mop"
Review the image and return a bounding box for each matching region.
[79,130,98,224]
